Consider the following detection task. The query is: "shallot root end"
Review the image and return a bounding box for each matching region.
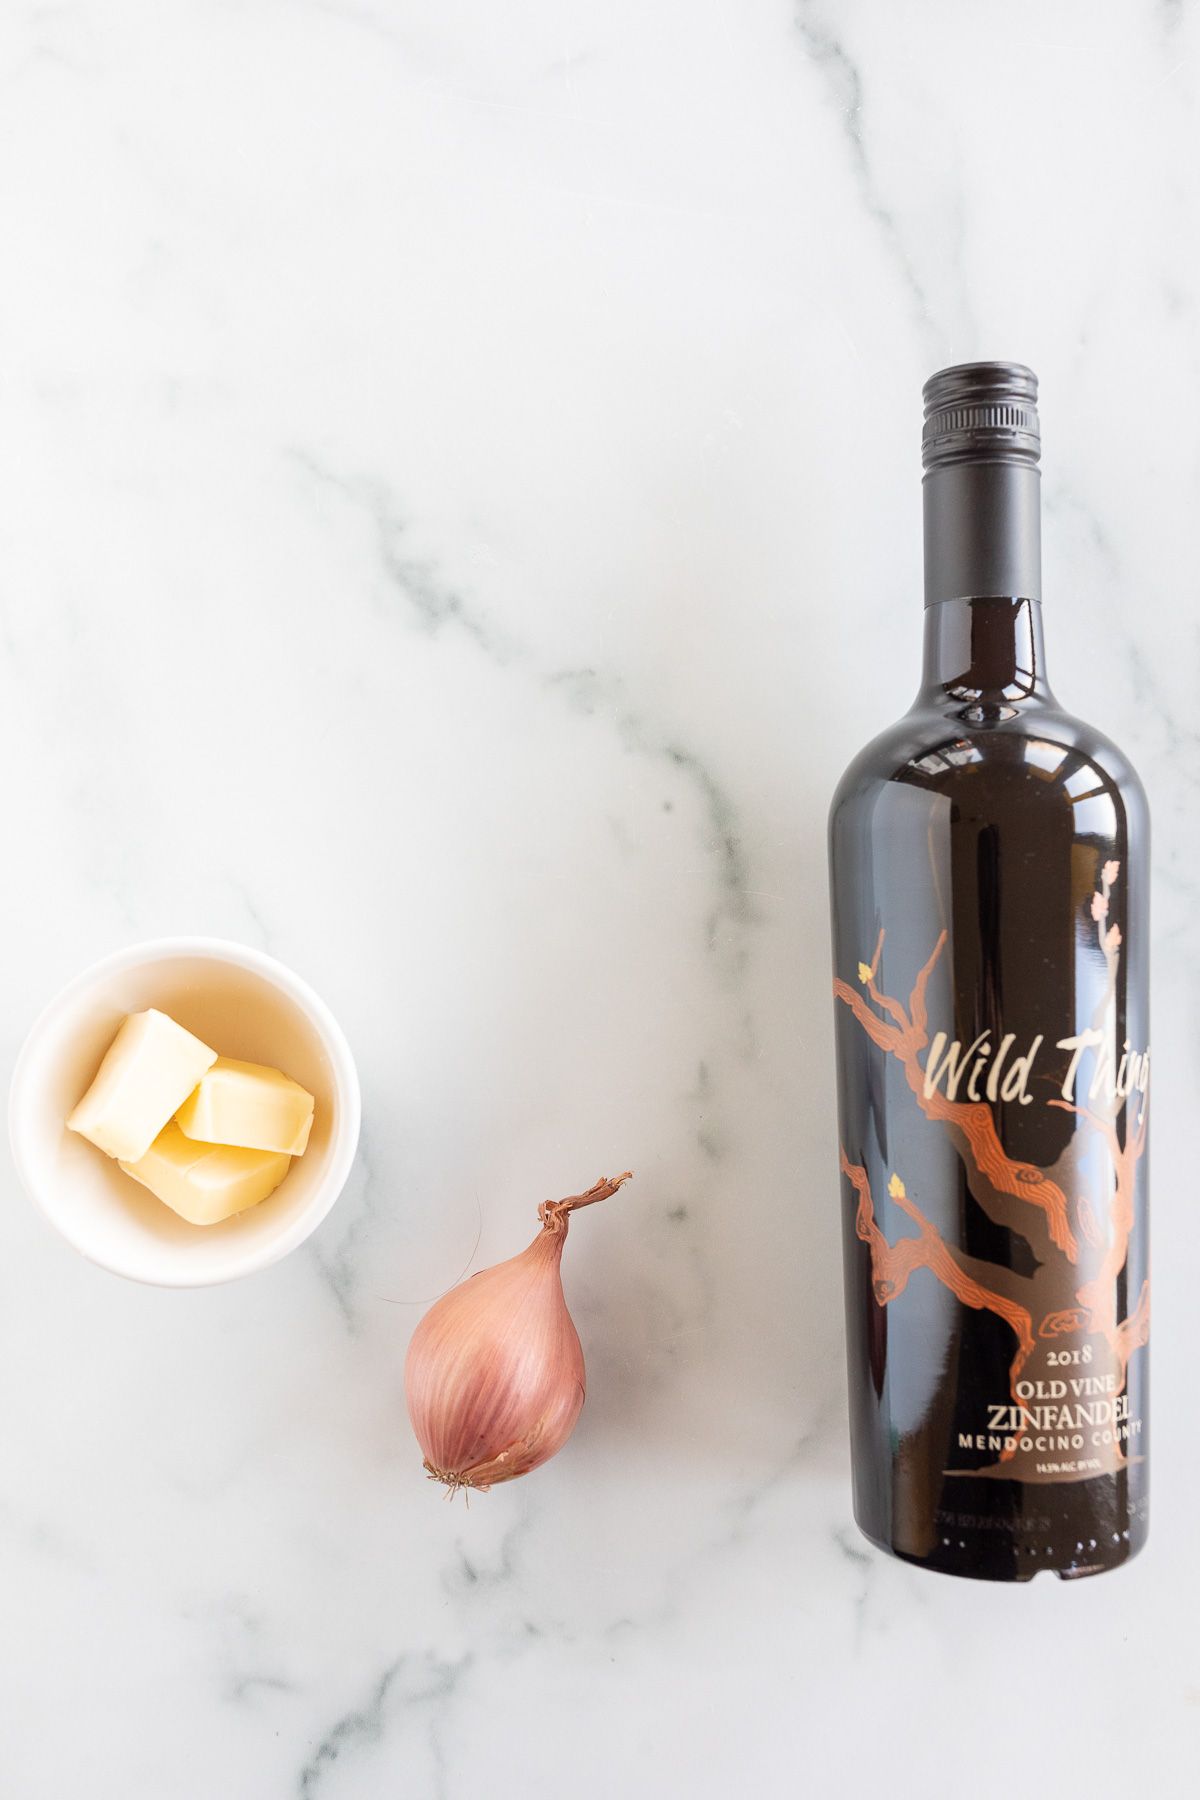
[424,1461,492,1497]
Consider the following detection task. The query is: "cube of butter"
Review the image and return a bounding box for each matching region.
[175,1058,315,1155]
[119,1123,291,1226]
[68,1009,218,1164]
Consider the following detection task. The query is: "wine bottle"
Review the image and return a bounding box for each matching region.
[828,362,1149,1581]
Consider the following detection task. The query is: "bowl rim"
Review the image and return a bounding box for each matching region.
[8,935,362,1288]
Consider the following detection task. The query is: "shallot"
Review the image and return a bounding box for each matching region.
[404,1172,631,1492]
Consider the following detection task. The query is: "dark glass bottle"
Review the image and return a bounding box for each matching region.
[828,363,1150,1581]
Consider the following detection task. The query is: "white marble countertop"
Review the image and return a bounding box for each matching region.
[2,3,1198,1794]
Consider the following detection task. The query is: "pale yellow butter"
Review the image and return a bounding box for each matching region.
[175,1058,314,1155]
[120,1123,291,1226]
[68,1010,218,1164]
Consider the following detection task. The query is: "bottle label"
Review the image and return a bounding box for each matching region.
[835,860,1149,1486]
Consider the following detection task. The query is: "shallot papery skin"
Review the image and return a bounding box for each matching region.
[404,1173,630,1493]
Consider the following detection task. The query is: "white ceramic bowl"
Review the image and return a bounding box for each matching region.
[9,937,361,1287]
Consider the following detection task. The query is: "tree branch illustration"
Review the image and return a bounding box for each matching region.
[1114,1278,1151,1383]
[839,1150,1036,1391]
[1049,1092,1150,1381]
[1089,858,1123,1031]
[835,860,1148,1471]
[1044,860,1150,1385]
[834,929,1078,1263]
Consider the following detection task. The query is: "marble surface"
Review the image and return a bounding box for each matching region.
[1,2,1198,1794]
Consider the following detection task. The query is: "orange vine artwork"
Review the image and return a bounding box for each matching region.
[835,861,1148,1478]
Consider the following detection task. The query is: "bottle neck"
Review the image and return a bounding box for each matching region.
[923,460,1041,610]
[920,596,1052,706]
[920,456,1050,708]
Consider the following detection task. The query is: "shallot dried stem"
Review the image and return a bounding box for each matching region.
[538,1171,633,1233]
